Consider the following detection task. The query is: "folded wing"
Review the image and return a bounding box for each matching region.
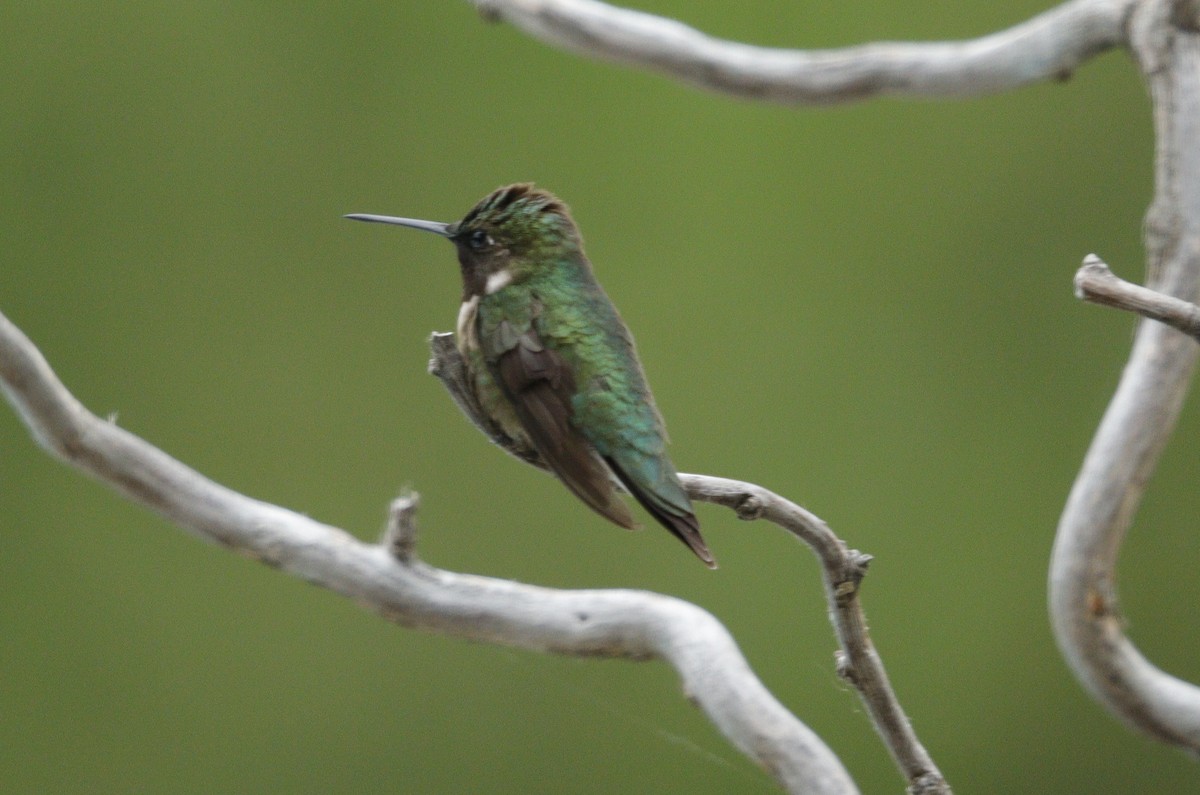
[491,321,636,530]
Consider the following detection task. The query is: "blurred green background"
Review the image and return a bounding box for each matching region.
[2,2,1198,793]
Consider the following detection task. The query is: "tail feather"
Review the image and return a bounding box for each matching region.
[604,456,717,569]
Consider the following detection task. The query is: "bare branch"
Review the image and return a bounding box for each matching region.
[1050,0,1200,753]
[684,475,948,795]
[470,0,1133,103]
[429,335,950,795]
[0,308,860,795]
[1075,254,1200,339]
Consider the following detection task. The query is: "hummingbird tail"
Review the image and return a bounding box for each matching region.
[656,510,717,570]
[604,457,717,569]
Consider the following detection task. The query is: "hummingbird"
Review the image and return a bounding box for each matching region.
[346,184,716,568]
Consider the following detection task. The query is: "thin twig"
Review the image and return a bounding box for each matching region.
[0,308,858,795]
[383,492,424,564]
[470,0,1132,104]
[683,475,946,795]
[429,335,950,795]
[1075,254,1200,340]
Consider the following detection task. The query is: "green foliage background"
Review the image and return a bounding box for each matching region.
[2,3,1198,793]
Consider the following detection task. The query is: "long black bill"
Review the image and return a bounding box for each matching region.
[343,213,452,237]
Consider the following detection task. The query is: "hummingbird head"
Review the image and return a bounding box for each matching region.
[346,184,584,299]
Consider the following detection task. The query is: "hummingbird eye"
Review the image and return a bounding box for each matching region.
[468,229,494,251]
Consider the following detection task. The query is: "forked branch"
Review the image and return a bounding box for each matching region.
[429,333,949,795]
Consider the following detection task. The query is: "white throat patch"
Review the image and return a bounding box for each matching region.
[456,295,480,351]
[485,269,514,295]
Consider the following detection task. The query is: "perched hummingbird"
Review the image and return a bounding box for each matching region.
[347,184,715,568]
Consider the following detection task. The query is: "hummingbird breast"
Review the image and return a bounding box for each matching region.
[456,292,537,456]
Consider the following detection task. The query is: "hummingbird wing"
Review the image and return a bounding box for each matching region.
[540,303,717,568]
[489,320,637,531]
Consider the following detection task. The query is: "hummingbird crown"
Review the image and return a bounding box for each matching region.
[451,183,581,255]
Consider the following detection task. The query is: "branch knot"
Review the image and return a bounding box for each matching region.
[734,493,765,521]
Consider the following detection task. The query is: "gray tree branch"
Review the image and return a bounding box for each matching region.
[1050,0,1200,754]
[470,0,1133,103]
[0,308,858,795]
[1075,254,1200,339]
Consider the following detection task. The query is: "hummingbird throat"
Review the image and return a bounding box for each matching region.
[484,268,514,295]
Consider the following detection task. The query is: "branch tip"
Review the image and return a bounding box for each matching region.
[1074,254,1112,298]
[384,491,422,563]
[1073,255,1200,340]
[851,550,874,573]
